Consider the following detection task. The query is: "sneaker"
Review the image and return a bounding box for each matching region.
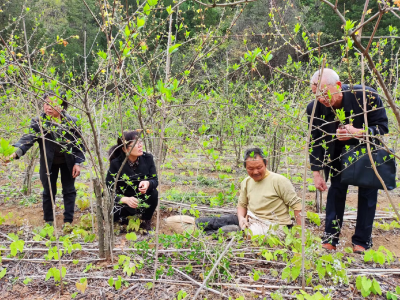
[46,221,54,226]
[353,245,366,254]
[322,243,336,251]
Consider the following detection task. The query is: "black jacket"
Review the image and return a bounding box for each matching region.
[307,84,388,175]
[106,152,158,203]
[13,112,85,179]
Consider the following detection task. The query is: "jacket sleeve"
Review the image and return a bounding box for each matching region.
[364,88,389,136]
[13,118,40,158]
[307,103,324,171]
[70,117,85,164]
[106,160,122,203]
[146,154,158,190]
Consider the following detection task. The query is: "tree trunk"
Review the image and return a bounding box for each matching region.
[93,178,105,259]
[23,146,39,196]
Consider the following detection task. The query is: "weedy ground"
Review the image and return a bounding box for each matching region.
[0,152,399,300]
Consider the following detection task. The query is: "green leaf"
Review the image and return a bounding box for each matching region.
[371,279,382,295]
[126,232,137,241]
[97,50,107,60]
[143,4,150,15]
[115,276,122,290]
[0,268,6,279]
[108,276,114,287]
[147,0,158,6]
[45,268,53,281]
[281,266,290,280]
[363,250,373,262]
[356,275,362,290]
[361,276,372,292]
[166,5,172,15]
[291,266,301,281]
[294,23,301,33]
[61,266,67,278]
[169,44,181,54]
[124,26,130,37]
[137,18,145,28]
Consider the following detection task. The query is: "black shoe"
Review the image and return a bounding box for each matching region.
[140,219,152,231]
[46,221,54,226]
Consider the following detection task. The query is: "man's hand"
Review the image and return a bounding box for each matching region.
[121,196,138,208]
[337,124,364,141]
[294,210,302,226]
[313,171,327,192]
[138,181,150,194]
[72,165,81,178]
[238,216,249,230]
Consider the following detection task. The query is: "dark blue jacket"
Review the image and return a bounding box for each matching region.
[13,112,85,180]
[307,84,388,175]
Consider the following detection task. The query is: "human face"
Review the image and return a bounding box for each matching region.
[245,156,267,182]
[43,96,62,119]
[311,80,342,109]
[124,139,144,159]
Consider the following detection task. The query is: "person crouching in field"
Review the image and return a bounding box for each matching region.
[196,147,302,235]
[106,130,158,232]
[7,91,85,226]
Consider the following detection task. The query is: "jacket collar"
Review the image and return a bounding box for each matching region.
[317,84,353,116]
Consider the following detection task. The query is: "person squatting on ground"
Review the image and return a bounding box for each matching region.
[307,68,389,253]
[196,148,302,234]
[8,91,85,225]
[106,130,158,232]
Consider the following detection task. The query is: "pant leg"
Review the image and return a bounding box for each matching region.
[140,189,158,220]
[113,205,138,224]
[41,164,59,222]
[352,187,378,249]
[324,175,348,246]
[195,215,239,231]
[59,163,76,223]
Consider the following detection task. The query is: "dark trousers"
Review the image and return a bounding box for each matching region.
[196,215,239,231]
[41,163,76,223]
[324,174,378,249]
[113,189,158,224]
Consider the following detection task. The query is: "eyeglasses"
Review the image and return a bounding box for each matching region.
[126,139,143,147]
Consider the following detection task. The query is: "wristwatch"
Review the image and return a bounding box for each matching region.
[74,162,83,166]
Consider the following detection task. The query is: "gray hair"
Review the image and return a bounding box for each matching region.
[311,68,340,85]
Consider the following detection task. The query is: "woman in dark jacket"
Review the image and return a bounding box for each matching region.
[106,131,158,230]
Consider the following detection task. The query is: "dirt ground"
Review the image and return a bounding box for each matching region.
[2,186,400,256]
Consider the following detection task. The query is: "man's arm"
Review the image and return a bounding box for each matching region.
[307,103,328,191]
[276,176,303,223]
[237,178,249,229]
[365,89,389,135]
[237,206,249,229]
[294,210,301,225]
[337,89,388,141]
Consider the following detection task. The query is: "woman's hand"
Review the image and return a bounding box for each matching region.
[121,197,139,208]
[2,152,16,164]
[138,181,150,194]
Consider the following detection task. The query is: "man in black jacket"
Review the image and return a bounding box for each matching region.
[307,68,388,253]
[8,91,85,225]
